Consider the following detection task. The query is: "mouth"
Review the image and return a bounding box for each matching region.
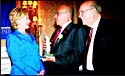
[55,20,58,23]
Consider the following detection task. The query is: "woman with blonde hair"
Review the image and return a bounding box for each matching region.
[6,7,45,75]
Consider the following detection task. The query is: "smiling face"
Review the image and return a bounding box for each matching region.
[9,8,30,31]
[78,1,101,27]
[79,2,95,26]
[16,16,30,31]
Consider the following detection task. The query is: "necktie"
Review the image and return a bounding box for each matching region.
[86,27,93,51]
[83,28,93,72]
[83,27,93,70]
[86,27,94,70]
[52,27,62,45]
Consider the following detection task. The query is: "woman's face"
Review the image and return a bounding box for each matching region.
[17,16,31,30]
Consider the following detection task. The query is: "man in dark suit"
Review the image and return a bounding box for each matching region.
[42,4,87,75]
[78,0,124,75]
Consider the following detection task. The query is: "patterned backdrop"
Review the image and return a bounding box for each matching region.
[37,1,77,54]
[38,1,76,39]
[14,1,78,55]
[1,0,79,57]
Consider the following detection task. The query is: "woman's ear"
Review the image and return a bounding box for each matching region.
[16,19,22,26]
[16,19,20,24]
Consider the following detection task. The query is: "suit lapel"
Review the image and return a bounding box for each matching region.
[13,30,33,43]
[53,22,73,47]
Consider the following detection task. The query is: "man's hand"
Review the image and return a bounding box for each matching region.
[41,57,47,62]
[46,56,56,62]
[41,56,56,62]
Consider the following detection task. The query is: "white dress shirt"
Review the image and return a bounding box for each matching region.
[86,17,101,70]
[57,21,72,40]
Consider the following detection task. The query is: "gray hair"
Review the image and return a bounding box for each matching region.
[89,1,102,13]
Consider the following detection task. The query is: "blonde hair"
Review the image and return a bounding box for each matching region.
[9,7,28,29]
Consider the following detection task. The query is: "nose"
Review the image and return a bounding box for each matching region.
[54,14,57,18]
[28,19,31,23]
[78,12,82,18]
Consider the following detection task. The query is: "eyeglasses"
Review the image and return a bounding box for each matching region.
[78,8,94,15]
[56,12,67,16]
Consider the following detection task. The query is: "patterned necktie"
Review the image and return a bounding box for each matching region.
[83,28,93,72]
[52,27,62,45]
[83,28,93,71]
[83,27,93,69]
[87,28,93,50]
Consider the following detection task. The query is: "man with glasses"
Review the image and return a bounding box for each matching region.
[42,4,87,75]
[78,0,122,75]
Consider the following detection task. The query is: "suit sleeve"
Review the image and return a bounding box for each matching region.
[55,27,87,66]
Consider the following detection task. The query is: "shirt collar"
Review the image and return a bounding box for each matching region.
[61,21,72,31]
[92,17,101,29]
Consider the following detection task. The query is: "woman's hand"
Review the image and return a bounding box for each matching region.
[37,70,45,75]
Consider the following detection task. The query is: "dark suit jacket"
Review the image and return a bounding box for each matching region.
[44,22,87,75]
[83,18,125,75]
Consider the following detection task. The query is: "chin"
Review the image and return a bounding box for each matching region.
[83,22,87,25]
[25,27,29,30]
[83,23,85,25]
[26,26,29,28]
